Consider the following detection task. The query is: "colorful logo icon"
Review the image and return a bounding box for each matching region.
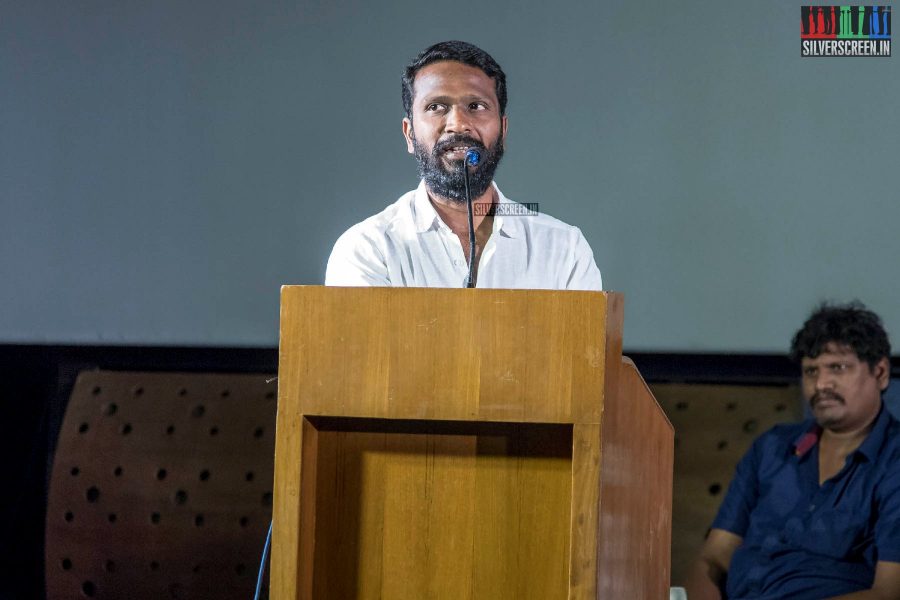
[801,6,891,56]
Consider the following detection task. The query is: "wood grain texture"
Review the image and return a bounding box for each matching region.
[596,358,674,600]
[272,287,673,599]
[276,287,608,424]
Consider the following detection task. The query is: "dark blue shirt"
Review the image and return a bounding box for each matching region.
[712,405,900,600]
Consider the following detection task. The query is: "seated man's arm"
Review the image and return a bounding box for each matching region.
[683,528,743,600]
[824,561,900,599]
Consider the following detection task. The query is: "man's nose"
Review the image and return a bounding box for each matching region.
[815,371,835,391]
[444,105,472,133]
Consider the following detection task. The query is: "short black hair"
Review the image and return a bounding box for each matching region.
[790,301,891,368]
[402,40,507,119]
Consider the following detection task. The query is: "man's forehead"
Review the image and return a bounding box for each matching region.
[801,341,859,363]
[413,61,497,99]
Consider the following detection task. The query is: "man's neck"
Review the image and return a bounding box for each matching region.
[426,184,496,238]
[819,410,879,457]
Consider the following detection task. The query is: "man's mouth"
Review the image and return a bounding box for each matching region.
[435,138,484,161]
[442,146,471,160]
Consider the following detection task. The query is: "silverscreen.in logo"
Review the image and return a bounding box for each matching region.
[474,202,539,217]
[801,6,891,57]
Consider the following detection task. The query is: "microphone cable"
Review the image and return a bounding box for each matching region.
[253,520,273,600]
[462,148,481,288]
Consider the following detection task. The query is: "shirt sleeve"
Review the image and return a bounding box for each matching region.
[874,451,900,563]
[711,436,762,538]
[564,227,603,291]
[324,226,391,286]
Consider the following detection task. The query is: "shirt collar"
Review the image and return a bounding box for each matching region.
[411,180,522,239]
[792,402,890,461]
[855,403,891,462]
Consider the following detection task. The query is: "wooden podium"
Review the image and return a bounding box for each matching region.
[272,287,673,599]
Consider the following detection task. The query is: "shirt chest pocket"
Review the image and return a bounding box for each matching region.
[790,506,873,559]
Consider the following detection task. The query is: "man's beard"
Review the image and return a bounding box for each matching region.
[810,390,846,427]
[411,132,504,203]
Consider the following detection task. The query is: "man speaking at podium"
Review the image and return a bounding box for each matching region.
[325,41,602,290]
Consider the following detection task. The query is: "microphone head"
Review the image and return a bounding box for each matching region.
[465,148,481,166]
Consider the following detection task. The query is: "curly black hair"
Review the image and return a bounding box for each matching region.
[401,41,507,120]
[790,301,891,368]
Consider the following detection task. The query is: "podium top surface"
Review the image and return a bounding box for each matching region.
[278,286,623,424]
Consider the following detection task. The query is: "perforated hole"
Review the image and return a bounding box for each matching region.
[150,512,161,524]
[178,387,188,397]
[104,560,115,573]
[261,492,273,507]
[192,564,202,573]
[194,514,205,527]
[675,401,689,411]
[209,426,219,436]
[265,391,275,400]
[245,471,254,482]
[70,466,80,476]
[775,402,786,412]
[132,386,144,397]
[239,516,249,528]
[156,468,167,481]
[102,402,118,416]
[743,419,758,434]
[174,490,188,505]
[708,483,722,496]
[113,466,123,477]
[150,561,159,572]
[120,423,132,435]
[62,558,72,570]
[253,426,264,439]
[86,487,100,503]
[220,389,230,398]
[107,513,117,523]
[64,511,74,523]
[166,425,175,435]
[191,405,205,418]
[235,564,246,575]
[199,469,210,482]
[717,440,728,451]
[92,386,102,396]
[78,423,89,434]
[82,580,96,597]
[726,402,737,411]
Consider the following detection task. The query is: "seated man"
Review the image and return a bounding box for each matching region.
[685,303,900,599]
[324,40,602,290]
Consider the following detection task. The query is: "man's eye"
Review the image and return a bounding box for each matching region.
[830,364,848,373]
[425,103,445,112]
[803,368,817,377]
[469,102,487,110]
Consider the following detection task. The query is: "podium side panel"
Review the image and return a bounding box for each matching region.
[596,361,674,599]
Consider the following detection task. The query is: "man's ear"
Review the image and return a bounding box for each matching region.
[402,118,415,154]
[500,115,508,144]
[874,356,891,391]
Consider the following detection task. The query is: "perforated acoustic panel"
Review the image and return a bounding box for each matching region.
[651,383,804,586]
[46,371,277,600]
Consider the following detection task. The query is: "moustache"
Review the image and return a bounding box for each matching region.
[811,391,845,406]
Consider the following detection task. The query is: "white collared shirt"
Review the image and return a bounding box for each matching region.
[325,181,602,290]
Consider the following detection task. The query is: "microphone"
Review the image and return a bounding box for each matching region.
[461,148,481,288]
